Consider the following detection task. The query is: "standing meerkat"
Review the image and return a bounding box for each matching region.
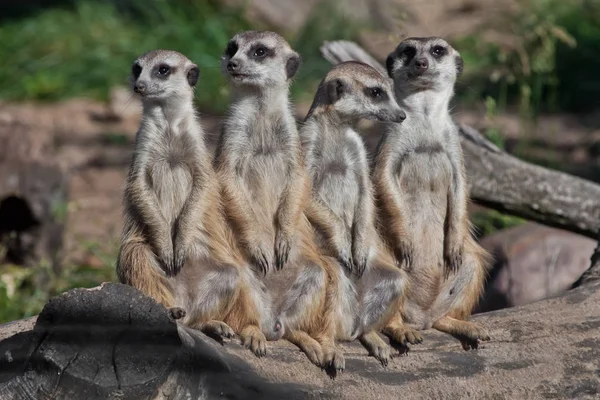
[116,50,280,356]
[300,61,423,366]
[373,37,491,349]
[215,31,345,372]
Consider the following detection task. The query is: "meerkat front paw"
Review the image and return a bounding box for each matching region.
[337,252,354,275]
[394,241,413,271]
[274,230,292,271]
[333,239,354,275]
[352,243,370,278]
[443,239,463,277]
[172,238,190,276]
[248,240,273,276]
[156,240,176,277]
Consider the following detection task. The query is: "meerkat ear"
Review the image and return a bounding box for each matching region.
[187,65,199,87]
[286,53,301,79]
[385,52,396,78]
[455,55,464,79]
[326,78,347,104]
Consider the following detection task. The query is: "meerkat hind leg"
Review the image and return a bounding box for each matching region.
[319,337,345,375]
[382,316,424,347]
[201,320,236,342]
[362,263,423,347]
[240,324,267,357]
[359,331,392,367]
[278,260,343,372]
[433,316,490,350]
[285,329,325,367]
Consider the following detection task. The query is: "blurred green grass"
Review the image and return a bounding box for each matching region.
[0,0,362,113]
[0,0,253,112]
[0,240,117,323]
[456,0,600,116]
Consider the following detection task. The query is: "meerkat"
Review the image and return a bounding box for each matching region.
[300,61,424,366]
[215,31,345,372]
[372,37,491,349]
[116,50,280,357]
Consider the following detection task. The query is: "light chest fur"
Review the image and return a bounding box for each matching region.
[383,113,457,315]
[224,97,297,225]
[137,116,202,229]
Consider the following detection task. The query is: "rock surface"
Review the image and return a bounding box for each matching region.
[478,223,597,312]
[1,282,599,399]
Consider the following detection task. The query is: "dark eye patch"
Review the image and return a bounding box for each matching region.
[401,46,416,60]
[431,45,447,58]
[364,86,388,102]
[225,40,238,58]
[132,63,142,79]
[247,43,275,60]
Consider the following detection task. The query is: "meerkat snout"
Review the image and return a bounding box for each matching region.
[306,61,406,123]
[130,49,199,101]
[413,57,429,74]
[221,30,301,87]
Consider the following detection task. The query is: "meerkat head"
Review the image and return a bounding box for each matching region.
[221,30,301,89]
[307,61,406,123]
[385,37,463,93]
[130,50,199,103]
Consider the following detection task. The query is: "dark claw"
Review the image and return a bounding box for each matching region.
[275,239,290,271]
[163,258,177,277]
[251,247,271,276]
[263,253,270,273]
[354,257,367,279]
[338,252,354,275]
[172,252,186,277]
[395,244,413,272]
[444,250,462,278]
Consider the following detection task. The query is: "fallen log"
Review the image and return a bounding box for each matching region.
[0,282,599,399]
[0,120,68,270]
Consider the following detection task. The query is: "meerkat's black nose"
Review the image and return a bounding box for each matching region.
[227,60,239,72]
[397,110,407,122]
[134,81,146,94]
[414,57,429,72]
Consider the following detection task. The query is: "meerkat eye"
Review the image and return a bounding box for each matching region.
[431,46,447,57]
[157,64,170,76]
[132,63,142,79]
[370,88,382,98]
[254,46,268,58]
[364,86,387,102]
